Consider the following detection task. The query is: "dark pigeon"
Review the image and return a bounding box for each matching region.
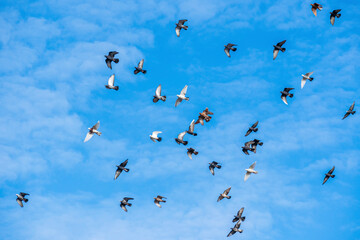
[209,161,221,176]
[16,192,30,208]
[187,148,198,159]
[245,121,259,137]
[105,51,119,69]
[273,40,286,60]
[120,197,134,212]
[224,43,237,57]
[342,102,356,120]
[232,207,246,223]
[330,9,341,25]
[175,19,188,37]
[323,166,335,185]
[280,88,294,105]
[114,159,130,180]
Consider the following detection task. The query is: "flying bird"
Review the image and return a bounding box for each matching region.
[105,51,119,69]
[242,141,255,155]
[84,121,101,142]
[175,19,188,37]
[323,166,335,185]
[301,72,314,89]
[232,207,246,223]
[244,162,258,182]
[16,192,30,208]
[175,85,189,107]
[175,131,188,145]
[187,148,198,159]
[105,74,119,91]
[150,131,162,142]
[114,159,130,180]
[154,195,167,208]
[153,84,166,103]
[280,88,294,105]
[273,40,286,60]
[120,197,133,212]
[311,3,323,16]
[209,161,221,176]
[227,221,243,237]
[217,187,231,202]
[186,120,197,136]
[247,139,263,153]
[330,9,341,25]
[245,121,259,137]
[342,102,356,120]
[195,107,213,125]
[134,59,147,75]
[224,43,237,57]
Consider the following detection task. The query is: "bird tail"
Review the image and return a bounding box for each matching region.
[258,142,263,146]
[289,93,294,98]
[193,133,197,136]
[124,168,130,172]
[114,86,119,91]
[134,70,139,74]
[331,175,335,178]
[157,137,162,142]
[183,141,188,146]
[352,111,356,115]
[337,14,341,18]
[183,26,188,30]
[162,96,166,101]
[241,216,246,221]
[227,196,231,199]
[217,165,222,169]
[185,97,189,101]
[114,59,119,63]
[96,132,102,136]
[194,151,199,155]
[281,48,286,52]
[309,77,314,81]
[142,70,147,74]
[24,198,28,202]
[232,48,237,51]
[253,128,258,132]
[127,203,132,207]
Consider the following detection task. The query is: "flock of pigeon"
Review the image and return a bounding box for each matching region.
[15,3,356,238]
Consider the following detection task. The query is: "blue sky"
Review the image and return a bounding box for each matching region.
[0,0,360,239]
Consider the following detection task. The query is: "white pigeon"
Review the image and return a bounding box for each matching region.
[84,121,101,142]
[244,161,258,182]
[150,131,162,142]
[301,71,314,89]
[175,85,189,107]
[153,84,166,103]
[105,74,119,90]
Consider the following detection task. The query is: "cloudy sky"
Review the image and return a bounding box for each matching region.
[0,0,360,239]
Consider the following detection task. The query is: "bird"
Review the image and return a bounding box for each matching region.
[323,166,335,185]
[150,131,162,142]
[195,108,213,125]
[311,3,323,16]
[154,195,167,208]
[242,141,255,155]
[245,121,259,136]
[227,221,243,237]
[175,19,188,37]
[105,74,119,91]
[186,120,197,136]
[247,139,263,153]
[273,40,286,60]
[217,187,231,202]
[232,207,246,223]
[16,192,30,208]
[244,162,258,182]
[301,72,314,89]
[153,84,166,103]
[330,9,341,25]
[224,43,237,57]
[105,51,119,69]
[187,147,198,159]
[175,131,188,145]
[134,59,146,74]
[209,161,221,176]
[120,197,133,212]
[114,159,130,180]
[280,88,294,105]
[175,85,189,107]
[342,102,356,120]
[84,121,101,142]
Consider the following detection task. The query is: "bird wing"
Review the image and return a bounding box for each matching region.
[349,102,355,111]
[155,84,162,97]
[245,129,252,137]
[16,198,23,207]
[209,166,215,175]
[175,97,182,107]
[120,159,128,167]
[180,85,188,96]
[328,166,335,174]
[334,9,341,13]
[20,192,29,196]
[237,207,244,217]
[109,51,118,57]
[121,204,128,212]
[330,15,335,25]
[187,151,193,159]
[93,121,100,130]
[224,48,230,57]
[227,229,236,237]
[188,119,195,132]
[138,59,144,69]
[217,195,224,202]
[301,77,307,89]
[244,172,251,182]
[322,176,329,185]
[284,88,294,91]
[223,187,231,195]
[84,132,94,142]
[114,169,121,180]
[178,131,186,140]
[249,161,256,169]
[106,59,112,69]
[277,40,286,47]
[108,74,115,86]
[179,19,187,24]
[273,49,279,60]
[154,200,161,208]
[175,27,181,37]
[281,95,288,105]
[305,71,313,77]
[312,7,317,16]
[252,121,259,128]
[342,112,350,120]
[152,131,162,137]
[124,197,134,201]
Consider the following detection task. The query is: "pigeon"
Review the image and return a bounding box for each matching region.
[175,85,189,107]
[114,159,130,180]
[217,187,231,202]
[322,166,335,185]
[227,221,243,237]
[330,9,341,25]
[311,3,323,16]
[232,207,246,223]
[280,88,294,105]
[195,108,213,125]
[153,84,166,103]
[187,147,198,159]
[247,139,263,153]
[224,43,237,58]
[150,131,162,142]
[301,72,314,89]
[134,59,147,75]
[105,51,119,69]
[245,121,259,137]
[342,102,356,120]
[244,162,258,182]
[16,192,29,208]
[175,19,188,37]
[186,120,197,136]
[242,141,255,155]
[84,121,101,142]
[209,161,221,176]
[273,40,286,60]
[175,131,188,145]
[120,197,133,212]
[154,195,167,208]
[105,74,119,91]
